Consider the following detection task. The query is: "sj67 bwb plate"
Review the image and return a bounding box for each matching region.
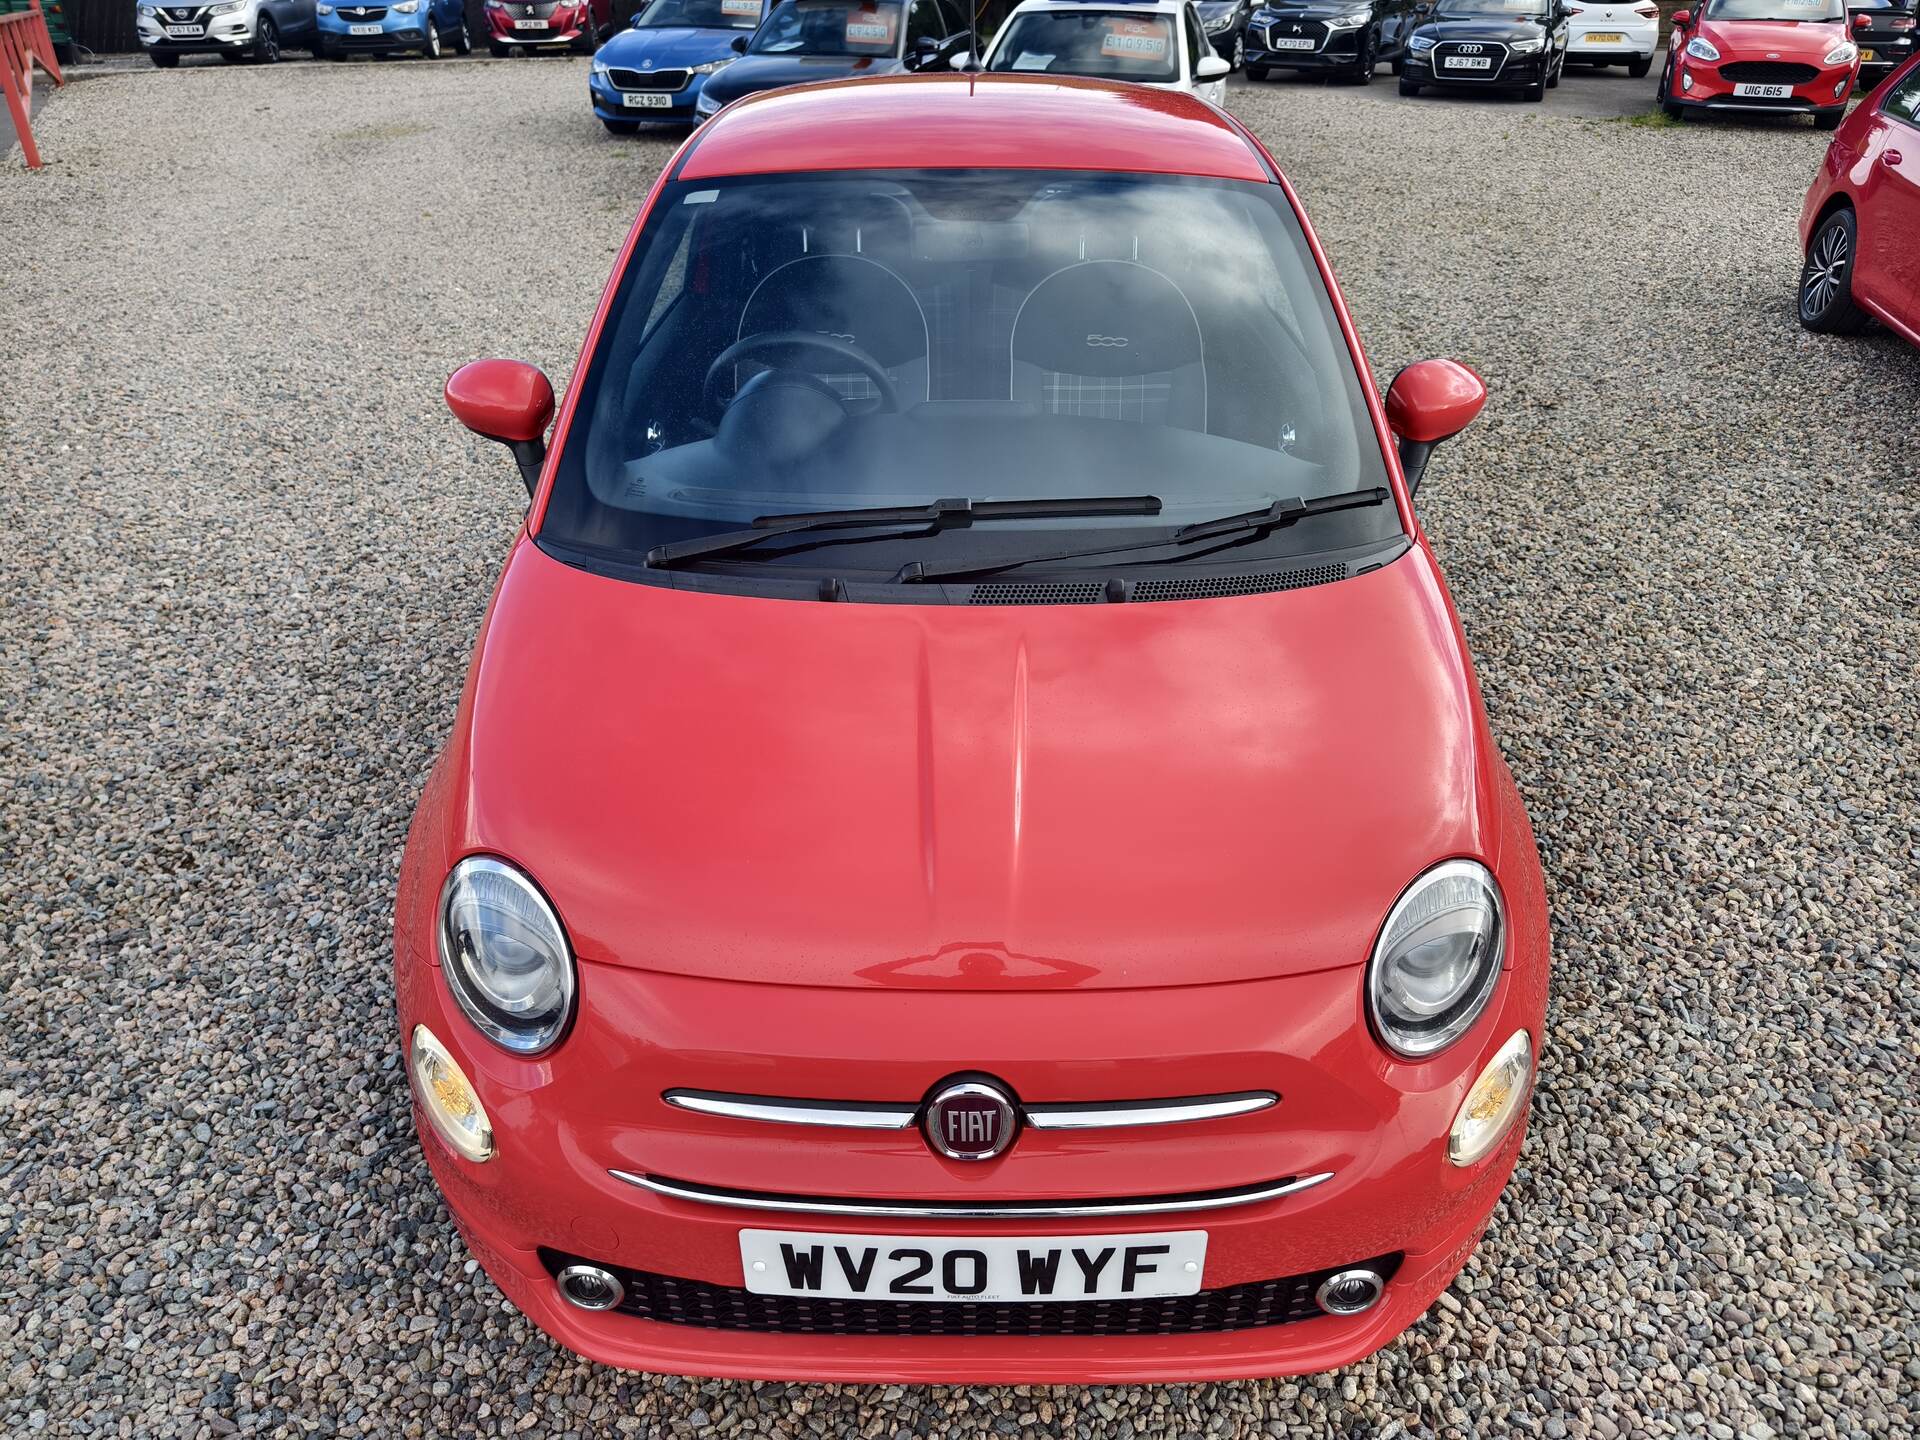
[740,1229,1207,1303]
[1445,54,1493,68]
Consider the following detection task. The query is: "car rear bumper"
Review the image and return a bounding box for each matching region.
[1566,19,1657,59]
[395,888,1549,1379]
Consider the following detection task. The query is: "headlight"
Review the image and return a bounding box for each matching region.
[591,54,610,73]
[393,0,420,10]
[1409,32,1435,50]
[1448,1030,1532,1166]
[1822,41,1857,65]
[696,88,722,114]
[209,0,244,13]
[438,856,576,1054]
[1508,36,1543,53]
[1366,859,1506,1058]
[1325,10,1370,27]
[315,3,332,11]
[1684,35,1720,61]
[690,56,734,72]
[1201,10,1233,32]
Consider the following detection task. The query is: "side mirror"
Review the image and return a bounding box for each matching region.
[1669,8,1689,26]
[445,359,556,496]
[1196,53,1231,80]
[909,34,941,68]
[730,32,750,52]
[1383,358,1486,494]
[1413,2,1431,14]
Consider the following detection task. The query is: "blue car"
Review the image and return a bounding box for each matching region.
[590,0,765,133]
[315,0,471,56]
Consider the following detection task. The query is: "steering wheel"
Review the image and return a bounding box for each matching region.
[703,330,901,417]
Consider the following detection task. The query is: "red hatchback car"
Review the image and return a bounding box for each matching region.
[1798,51,1920,340]
[400,75,1552,1383]
[1661,0,1861,127]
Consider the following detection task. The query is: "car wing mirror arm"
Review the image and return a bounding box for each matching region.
[1396,438,1438,494]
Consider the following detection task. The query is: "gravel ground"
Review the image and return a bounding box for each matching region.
[4,55,1917,1440]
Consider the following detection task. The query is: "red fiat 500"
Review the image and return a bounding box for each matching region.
[400,75,1551,1383]
[1661,0,1861,127]
[1798,51,1920,341]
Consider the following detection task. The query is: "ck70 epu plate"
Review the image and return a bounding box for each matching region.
[739,1229,1207,1303]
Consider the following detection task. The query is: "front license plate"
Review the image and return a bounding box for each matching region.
[739,1229,1207,1303]
[1734,81,1791,97]
[622,91,673,107]
[1267,36,1315,50]
[1445,55,1493,68]
[348,22,381,32]
[1859,48,1875,61]
[164,23,204,34]
[513,17,549,27]
[1584,31,1625,42]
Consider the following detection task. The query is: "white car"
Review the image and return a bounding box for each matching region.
[1563,0,1660,74]
[972,0,1233,104]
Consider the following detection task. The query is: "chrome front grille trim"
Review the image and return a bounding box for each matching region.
[612,1170,1336,1219]
[662,1088,1277,1132]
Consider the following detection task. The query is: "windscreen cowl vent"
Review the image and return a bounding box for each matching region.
[969,581,1105,606]
[1133,564,1346,603]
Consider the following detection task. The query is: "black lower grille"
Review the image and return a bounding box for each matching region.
[539,1250,1402,1337]
[607,67,690,90]
[1719,61,1818,83]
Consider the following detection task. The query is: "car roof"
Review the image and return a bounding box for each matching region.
[679,74,1271,182]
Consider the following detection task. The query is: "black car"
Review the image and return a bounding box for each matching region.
[1399,0,1570,99]
[1849,0,1917,87]
[696,0,971,116]
[1196,0,1256,64]
[1243,0,1419,81]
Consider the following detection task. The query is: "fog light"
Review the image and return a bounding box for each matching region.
[1448,1029,1533,1167]
[557,1264,625,1311]
[1833,80,1846,97]
[1681,71,1694,90]
[409,1025,495,1163]
[1315,1268,1385,1316]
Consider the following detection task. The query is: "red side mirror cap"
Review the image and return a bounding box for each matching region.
[445,359,556,444]
[1670,8,1689,25]
[1384,359,1487,445]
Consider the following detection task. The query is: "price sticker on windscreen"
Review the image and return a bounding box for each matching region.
[845,6,898,46]
[721,0,760,14]
[1101,18,1169,58]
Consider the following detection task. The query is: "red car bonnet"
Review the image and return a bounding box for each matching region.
[441,537,1503,992]
[1700,16,1848,51]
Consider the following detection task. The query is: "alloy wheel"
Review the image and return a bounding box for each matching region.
[1801,221,1848,319]
[257,17,279,62]
[426,18,440,56]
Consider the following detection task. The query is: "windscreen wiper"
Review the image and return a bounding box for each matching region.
[889,487,1392,584]
[645,495,1163,570]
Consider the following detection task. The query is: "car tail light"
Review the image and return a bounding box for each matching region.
[1635,3,1658,14]
[1890,16,1916,28]
[1854,12,1870,25]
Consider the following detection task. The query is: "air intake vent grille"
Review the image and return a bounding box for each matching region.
[1133,564,1346,603]
[539,1250,1403,1337]
[969,581,1105,606]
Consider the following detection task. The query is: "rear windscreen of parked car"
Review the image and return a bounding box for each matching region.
[542,169,1396,579]
[987,13,1181,81]
[751,0,903,53]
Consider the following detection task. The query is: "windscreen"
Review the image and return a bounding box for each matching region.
[635,0,766,28]
[541,169,1397,584]
[1704,0,1843,16]
[750,0,904,53]
[985,11,1181,81]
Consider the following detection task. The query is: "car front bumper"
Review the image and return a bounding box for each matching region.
[137,13,257,51]
[1245,25,1368,70]
[1404,51,1553,87]
[589,71,704,121]
[317,16,429,50]
[486,7,593,45]
[1667,55,1856,112]
[395,879,1549,1380]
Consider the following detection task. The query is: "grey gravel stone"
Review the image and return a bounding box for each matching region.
[2,51,1917,1440]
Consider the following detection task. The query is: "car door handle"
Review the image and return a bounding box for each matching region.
[1887,149,1905,165]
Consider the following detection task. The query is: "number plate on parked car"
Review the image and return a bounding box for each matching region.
[1733,81,1791,97]
[513,17,549,27]
[739,1229,1207,1303]
[1583,31,1625,42]
[1859,47,1876,61]
[348,22,381,32]
[622,91,672,107]
[1445,55,1493,68]
[1267,36,1315,49]
[164,23,203,34]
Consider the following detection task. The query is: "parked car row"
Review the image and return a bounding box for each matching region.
[137,0,607,63]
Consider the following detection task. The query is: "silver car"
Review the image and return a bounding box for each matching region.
[136,0,321,65]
